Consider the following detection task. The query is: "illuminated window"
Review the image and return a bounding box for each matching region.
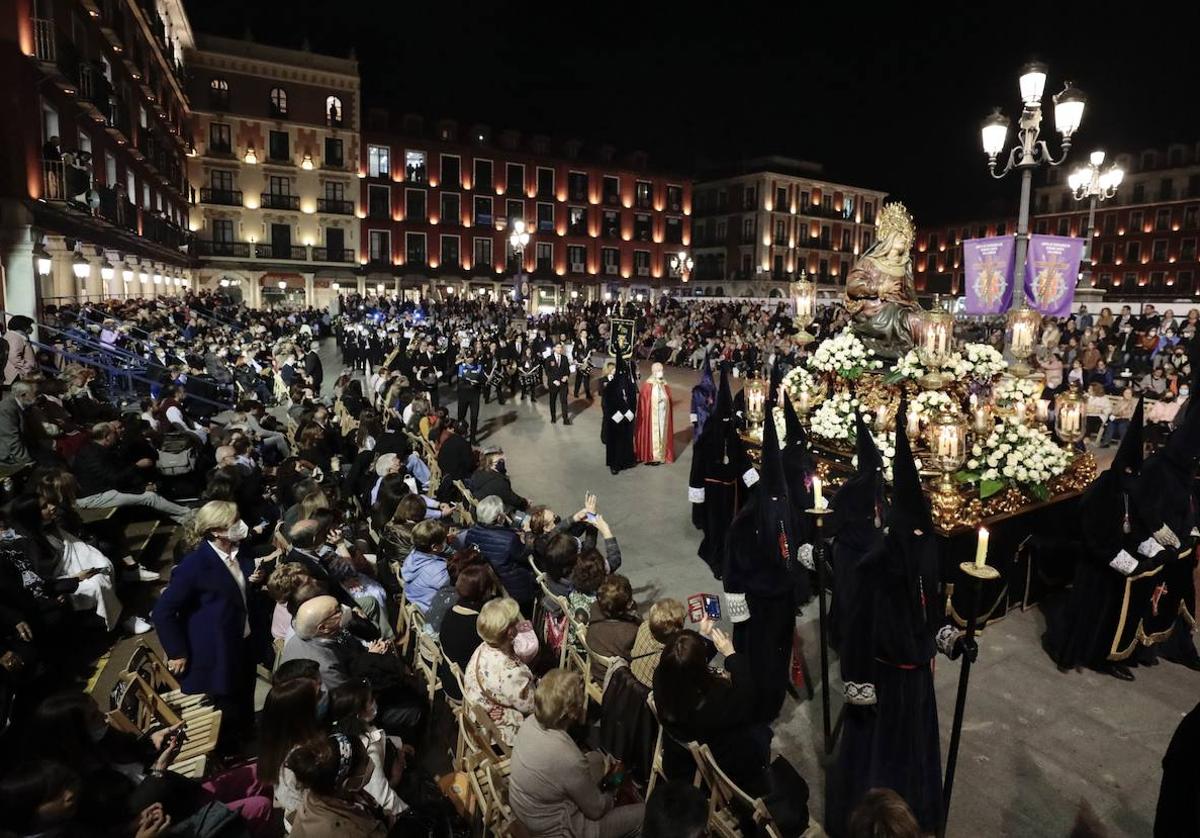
[269,87,287,117]
[209,77,229,109]
[473,196,492,227]
[602,210,619,239]
[568,206,587,235]
[537,202,554,233]
[325,96,343,127]
[406,151,427,184]
[368,145,390,178]
[635,180,652,209]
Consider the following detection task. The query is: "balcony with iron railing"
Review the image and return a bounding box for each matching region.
[193,240,251,258]
[317,197,355,215]
[254,243,308,260]
[200,188,243,206]
[312,247,355,263]
[32,16,55,62]
[260,193,300,211]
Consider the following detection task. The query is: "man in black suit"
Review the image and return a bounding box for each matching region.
[545,343,572,425]
[303,341,324,396]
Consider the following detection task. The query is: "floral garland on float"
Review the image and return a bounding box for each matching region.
[747,321,1095,533]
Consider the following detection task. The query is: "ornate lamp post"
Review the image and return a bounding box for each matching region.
[1068,151,1123,288]
[982,62,1086,368]
[670,250,693,283]
[509,219,531,312]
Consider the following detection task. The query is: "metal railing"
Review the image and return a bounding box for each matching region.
[312,247,355,263]
[260,193,299,210]
[254,243,308,260]
[200,188,243,206]
[193,240,251,258]
[33,17,55,62]
[317,197,354,214]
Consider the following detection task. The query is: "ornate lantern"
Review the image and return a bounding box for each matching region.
[1054,388,1087,446]
[1006,307,1041,378]
[913,303,955,389]
[926,410,968,528]
[745,376,767,432]
[792,278,817,344]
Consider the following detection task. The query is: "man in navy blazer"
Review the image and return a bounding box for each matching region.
[152,502,271,746]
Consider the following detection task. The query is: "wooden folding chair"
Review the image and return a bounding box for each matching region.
[646,693,702,797]
[412,629,444,705]
[696,743,826,838]
[108,674,223,770]
[453,479,481,513]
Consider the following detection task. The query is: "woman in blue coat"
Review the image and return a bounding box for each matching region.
[151,501,271,747]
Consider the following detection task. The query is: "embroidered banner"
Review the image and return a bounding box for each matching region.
[1024,234,1085,318]
[962,236,1015,315]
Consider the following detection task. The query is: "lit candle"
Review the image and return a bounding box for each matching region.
[974,407,988,434]
[799,390,811,415]
[969,393,978,410]
[812,476,823,509]
[908,408,920,438]
[975,527,990,569]
[1015,400,1026,424]
[1036,399,1050,423]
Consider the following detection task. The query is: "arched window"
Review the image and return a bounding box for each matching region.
[325,96,343,126]
[270,87,288,117]
[209,77,229,109]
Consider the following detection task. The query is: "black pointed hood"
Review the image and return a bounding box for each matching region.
[828,409,884,541]
[715,363,733,420]
[697,353,715,394]
[1112,397,1145,479]
[782,391,805,446]
[760,399,787,499]
[887,402,934,536]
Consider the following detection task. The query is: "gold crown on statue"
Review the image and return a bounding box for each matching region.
[876,202,915,242]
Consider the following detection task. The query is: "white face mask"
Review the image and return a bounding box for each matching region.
[222,519,250,543]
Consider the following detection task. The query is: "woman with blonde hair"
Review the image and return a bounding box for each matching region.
[509,669,645,837]
[462,597,536,745]
[151,500,272,745]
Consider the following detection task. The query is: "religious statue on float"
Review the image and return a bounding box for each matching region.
[844,201,925,360]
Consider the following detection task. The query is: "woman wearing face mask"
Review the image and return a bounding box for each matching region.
[152,501,272,748]
[286,733,388,837]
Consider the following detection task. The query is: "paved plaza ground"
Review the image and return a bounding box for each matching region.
[100,343,1193,838]
[446,358,1192,838]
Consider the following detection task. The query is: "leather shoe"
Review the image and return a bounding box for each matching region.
[563,418,572,425]
[1106,663,1135,681]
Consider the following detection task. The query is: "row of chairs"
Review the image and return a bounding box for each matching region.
[99,643,224,780]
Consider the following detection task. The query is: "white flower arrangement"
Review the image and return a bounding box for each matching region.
[781,365,820,404]
[913,390,958,420]
[889,348,968,382]
[959,417,1072,500]
[959,343,1007,381]
[993,376,1041,408]
[809,330,884,380]
[810,391,860,442]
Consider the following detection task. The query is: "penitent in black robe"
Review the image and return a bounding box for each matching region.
[601,371,638,472]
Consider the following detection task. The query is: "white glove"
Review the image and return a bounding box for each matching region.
[743,467,759,487]
[1138,537,1165,559]
[1153,524,1181,549]
[1109,550,1138,575]
[612,413,623,423]
[725,592,750,623]
[624,410,634,422]
[688,486,705,503]
[689,412,698,423]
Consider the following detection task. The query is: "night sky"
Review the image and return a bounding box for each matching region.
[183,1,1200,225]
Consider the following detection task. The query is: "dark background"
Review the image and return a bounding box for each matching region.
[183,1,1200,224]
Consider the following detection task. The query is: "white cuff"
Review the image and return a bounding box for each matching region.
[688,486,705,503]
[612,413,623,423]
[725,592,750,623]
[1154,524,1181,549]
[1138,538,1165,559]
[742,467,760,488]
[935,624,960,657]
[797,543,815,571]
[845,681,877,706]
[1110,549,1139,575]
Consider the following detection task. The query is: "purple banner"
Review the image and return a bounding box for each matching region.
[963,236,1015,315]
[1024,234,1084,318]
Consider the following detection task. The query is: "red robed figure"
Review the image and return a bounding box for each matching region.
[635,371,676,464]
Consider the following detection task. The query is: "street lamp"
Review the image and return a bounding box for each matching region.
[981,61,1086,315]
[670,250,694,283]
[33,243,51,278]
[509,219,531,310]
[1068,150,1123,288]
